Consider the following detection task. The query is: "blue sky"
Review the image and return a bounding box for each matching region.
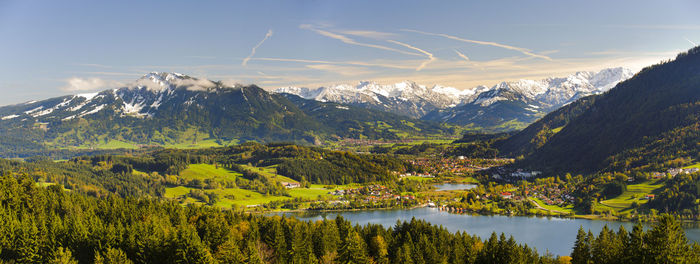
[1,0,699,105]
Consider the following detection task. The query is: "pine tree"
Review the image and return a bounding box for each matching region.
[394,240,414,264]
[214,238,245,264]
[646,214,691,263]
[338,231,369,264]
[15,216,41,263]
[94,247,133,264]
[571,227,591,264]
[245,240,265,264]
[172,228,215,264]
[369,235,389,264]
[591,225,616,263]
[624,222,646,263]
[49,247,79,264]
[263,220,287,263]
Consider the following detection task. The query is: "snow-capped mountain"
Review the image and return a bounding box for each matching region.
[0,72,452,155]
[423,67,635,128]
[275,81,490,118]
[275,67,635,129]
[0,72,226,121]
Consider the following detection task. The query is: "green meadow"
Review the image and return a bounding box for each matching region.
[164,163,352,208]
[595,179,664,212]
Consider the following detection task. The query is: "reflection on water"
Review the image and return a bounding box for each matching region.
[433,183,477,191]
[273,207,700,256]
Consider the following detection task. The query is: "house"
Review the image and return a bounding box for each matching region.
[667,168,681,177]
[643,194,655,200]
[281,182,300,189]
[500,192,513,199]
[652,172,666,179]
[330,190,345,196]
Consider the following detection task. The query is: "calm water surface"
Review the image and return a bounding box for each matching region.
[275,207,700,256]
[433,183,477,191]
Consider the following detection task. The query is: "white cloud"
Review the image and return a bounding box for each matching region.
[129,77,216,91]
[61,77,123,92]
[402,29,552,61]
[242,29,273,66]
[387,40,435,71]
[305,64,372,76]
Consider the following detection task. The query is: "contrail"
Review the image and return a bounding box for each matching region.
[242,29,273,66]
[387,40,435,71]
[402,29,552,61]
[253,57,415,70]
[455,50,470,62]
[300,24,422,57]
[685,37,697,46]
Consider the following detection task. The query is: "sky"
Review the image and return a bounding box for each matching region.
[0,0,699,105]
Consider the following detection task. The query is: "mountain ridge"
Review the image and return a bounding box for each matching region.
[274,67,634,130]
[506,46,700,173]
[0,73,455,157]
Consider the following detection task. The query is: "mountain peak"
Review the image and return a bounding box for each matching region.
[131,72,216,92]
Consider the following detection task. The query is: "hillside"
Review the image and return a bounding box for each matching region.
[0,73,454,158]
[494,95,599,157]
[514,46,700,173]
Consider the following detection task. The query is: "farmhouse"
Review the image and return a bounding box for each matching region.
[281,182,300,189]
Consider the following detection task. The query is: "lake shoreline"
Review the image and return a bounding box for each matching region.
[267,207,700,256]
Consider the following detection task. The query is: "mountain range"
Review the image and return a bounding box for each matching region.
[0,73,454,157]
[274,67,634,130]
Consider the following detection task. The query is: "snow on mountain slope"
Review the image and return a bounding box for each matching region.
[0,72,226,122]
[422,67,635,128]
[0,67,634,133]
[274,81,488,118]
[274,67,634,122]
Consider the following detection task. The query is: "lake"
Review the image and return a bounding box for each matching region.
[433,183,477,191]
[274,207,700,256]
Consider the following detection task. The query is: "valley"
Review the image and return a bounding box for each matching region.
[4,1,700,263]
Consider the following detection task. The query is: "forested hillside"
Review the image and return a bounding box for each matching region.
[0,143,408,201]
[494,96,598,158]
[512,46,700,173]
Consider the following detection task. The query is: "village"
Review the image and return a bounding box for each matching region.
[407,156,511,176]
[329,185,416,203]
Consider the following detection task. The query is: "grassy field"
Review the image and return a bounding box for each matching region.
[164,186,191,198]
[165,186,290,207]
[682,162,700,169]
[401,176,435,182]
[531,197,575,214]
[287,187,334,199]
[165,185,341,207]
[179,164,241,181]
[458,176,479,183]
[596,179,664,212]
[237,164,298,183]
[165,166,353,208]
[95,139,139,149]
